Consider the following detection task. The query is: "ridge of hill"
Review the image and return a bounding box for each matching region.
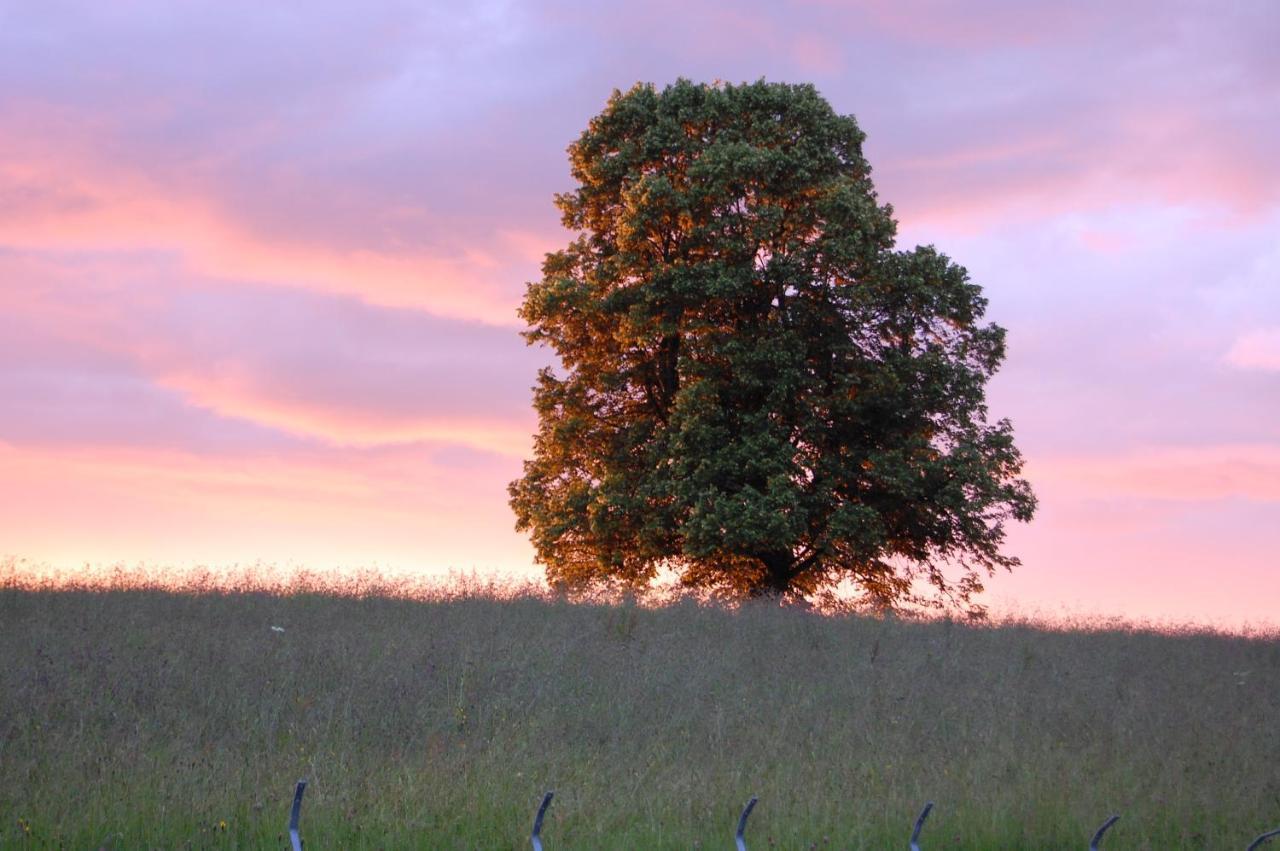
[2,585,1277,848]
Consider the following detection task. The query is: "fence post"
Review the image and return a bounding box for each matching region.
[531,791,554,851]
[735,797,758,851]
[910,802,934,851]
[1089,815,1119,849]
[288,780,307,851]
[1247,826,1280,850]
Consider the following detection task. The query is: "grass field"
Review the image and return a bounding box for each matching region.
[2,573,1278,849]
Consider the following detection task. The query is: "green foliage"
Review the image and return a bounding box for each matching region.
[510,79,1036,611]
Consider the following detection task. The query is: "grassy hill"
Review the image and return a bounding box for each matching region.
[1,580,1277,848]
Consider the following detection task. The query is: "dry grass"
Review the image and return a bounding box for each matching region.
[1,565,1278,849]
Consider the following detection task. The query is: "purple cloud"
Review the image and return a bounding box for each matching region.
[0,247,546,454]
[1,0,1277,622]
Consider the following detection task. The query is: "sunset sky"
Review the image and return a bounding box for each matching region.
[2,1,1277,627]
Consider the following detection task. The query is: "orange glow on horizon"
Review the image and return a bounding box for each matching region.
[2,0,1276,636]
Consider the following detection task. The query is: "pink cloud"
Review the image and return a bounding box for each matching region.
[872,111,1279,231]
[4,0,1276,301]
[840,0,1104,48]
[2,0,1279,628]
[1028,444,1280,503]
[0,440,534,575]
[989,504,1280,630]
[152,372,535,456]
[1225,329,1280,372]
[0,250,546,456]
[0,149,533,324]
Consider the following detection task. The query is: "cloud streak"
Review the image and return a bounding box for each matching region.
[1,0,1276,625]
[1028,444,1280,504]
[1226,329,1280,372]
[0,250,545,455]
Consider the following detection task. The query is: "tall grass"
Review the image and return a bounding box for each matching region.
[1,571,1277,848]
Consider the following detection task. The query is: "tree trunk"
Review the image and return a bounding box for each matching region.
[757,550,795,596]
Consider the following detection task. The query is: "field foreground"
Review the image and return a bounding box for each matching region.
[1,583,1278,849]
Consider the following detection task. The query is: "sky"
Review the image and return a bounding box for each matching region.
[1,0,1277,628]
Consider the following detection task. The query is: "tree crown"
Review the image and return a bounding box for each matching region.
[509,79,1035,614]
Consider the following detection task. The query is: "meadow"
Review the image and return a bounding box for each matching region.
[1,570,1278,849]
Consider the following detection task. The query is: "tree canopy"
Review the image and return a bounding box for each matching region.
[508,79,1036,613]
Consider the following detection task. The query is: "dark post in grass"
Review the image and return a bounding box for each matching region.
[531,791,554,851]
[910,801,934,851]
[1089,814,1120,849]
[1090,813,1121,844]
[735,797,758,851]
[275,782,1274,848]
[1247,826,1280,850]
[288,780,306,851]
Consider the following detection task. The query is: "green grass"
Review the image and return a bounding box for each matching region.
[1,577,1277,849]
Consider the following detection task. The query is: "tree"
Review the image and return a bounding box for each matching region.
[508,79,1036,613]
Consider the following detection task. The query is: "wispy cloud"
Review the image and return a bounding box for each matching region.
[0,250,544,455]
[1225,329,1280,372]
[0,440,533,574]
[1,0,1277,623]
[1028,444,1280,503]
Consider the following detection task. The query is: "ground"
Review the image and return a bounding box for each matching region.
[2,579,1277,848]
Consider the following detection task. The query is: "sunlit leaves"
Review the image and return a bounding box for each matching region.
[509,79,1035,613]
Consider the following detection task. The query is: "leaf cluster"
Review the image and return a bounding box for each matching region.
[509,79,1035,613]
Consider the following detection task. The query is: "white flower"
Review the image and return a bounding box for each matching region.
[270,625,285,633]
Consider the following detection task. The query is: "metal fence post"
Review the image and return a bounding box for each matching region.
[280,782,1274,848]
[735,797,758,851]
[1089,815,1119,849]
[288,780,307,851]
[1247,826,1280,850]
[910,802,934,851]
[531,791,554,851]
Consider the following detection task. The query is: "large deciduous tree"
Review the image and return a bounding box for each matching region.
[509,79,1036,612]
